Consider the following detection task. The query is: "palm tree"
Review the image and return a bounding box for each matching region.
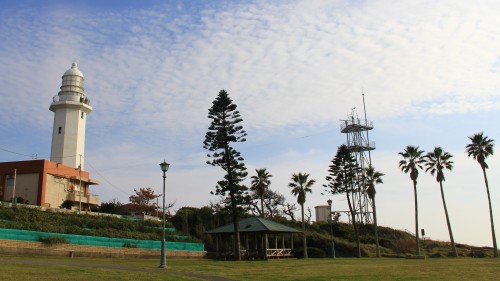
[289,172,315,259]
[364,165,384,257]
[466,132,498,258]
[250,168,273,218]
[399,145,425,256]
[424,147,457,257]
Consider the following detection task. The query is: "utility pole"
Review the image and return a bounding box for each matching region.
[12,169,17,206]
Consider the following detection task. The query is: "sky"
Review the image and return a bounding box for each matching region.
[1,0,499,247]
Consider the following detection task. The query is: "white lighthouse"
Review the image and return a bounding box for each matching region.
[49,62,92,169]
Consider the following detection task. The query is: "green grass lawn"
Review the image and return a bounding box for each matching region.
[1,256,499,281]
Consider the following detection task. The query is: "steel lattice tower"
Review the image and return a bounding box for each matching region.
[340,94,375,224]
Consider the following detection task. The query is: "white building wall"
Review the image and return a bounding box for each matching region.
[44,174,72,208]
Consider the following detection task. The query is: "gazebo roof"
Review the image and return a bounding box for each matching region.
[206,217,301,234]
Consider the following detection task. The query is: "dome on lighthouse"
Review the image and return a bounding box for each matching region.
[63,62,84,78]
[57,62,86,98]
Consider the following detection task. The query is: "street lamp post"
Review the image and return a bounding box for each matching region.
[159,160,170,268]
[327,199,336,259]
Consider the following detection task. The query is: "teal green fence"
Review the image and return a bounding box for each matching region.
[0,228,204,251]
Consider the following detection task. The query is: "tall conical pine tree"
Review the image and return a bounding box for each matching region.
[324,145,362,257]
[203,89,248,261]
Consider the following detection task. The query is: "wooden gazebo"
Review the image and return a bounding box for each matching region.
[206,217,301,260]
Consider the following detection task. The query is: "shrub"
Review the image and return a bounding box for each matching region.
[293,247,305,258]
[39,236,67,246]
[379,238,393,249]
[360,235,375,244]
[303,231,331,251]
[307,247,326,258]
[60,200,74,210]
[331,238,359,257]
[332,223,355,240]
[123,243,138,248]
[430,252,444,258]
[393,239,415,254]
[469,249,485,258]
[293,247,326,258]
[422,240,442,249]
[381,253,405,258]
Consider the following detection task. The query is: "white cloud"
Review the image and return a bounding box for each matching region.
[3,0,499,137]
[1,0,500,247]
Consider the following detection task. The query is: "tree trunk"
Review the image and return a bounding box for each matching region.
[372,195,380,257]
[260,197,264,218]
[229,182,241,260]
[346,192,361,257]
[225,143,241,261]
[301,203,308,258]
[413,180,420,256]
[232,202,241,260]
[482,167,498,258]
[439,181,457,257]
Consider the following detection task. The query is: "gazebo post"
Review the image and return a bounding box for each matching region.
[254,233,258,254]
[262,234,264,258]
[264,233,268,260]
[231,235,235,259]
[215,234,219,259]
[245,234,249,259]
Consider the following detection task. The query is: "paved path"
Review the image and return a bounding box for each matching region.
[1,259,235,281]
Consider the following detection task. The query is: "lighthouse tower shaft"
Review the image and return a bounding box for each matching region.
[49,62,92,169]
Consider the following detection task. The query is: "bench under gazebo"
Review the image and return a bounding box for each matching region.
[206,217,301,260]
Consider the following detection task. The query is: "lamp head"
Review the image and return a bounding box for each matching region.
[327,199,332,207]
[159,160,170,172]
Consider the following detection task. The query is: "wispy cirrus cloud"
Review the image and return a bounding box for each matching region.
[2,0,499,138]
[1,0,500,247]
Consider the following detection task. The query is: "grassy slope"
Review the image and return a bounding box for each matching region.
[0,205,200,242]
[0,205,493,257]
[261,218,494,258]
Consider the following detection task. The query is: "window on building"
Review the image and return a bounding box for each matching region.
[58,127,62,134]
[81,112,84,119]
[6,176,14,187]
